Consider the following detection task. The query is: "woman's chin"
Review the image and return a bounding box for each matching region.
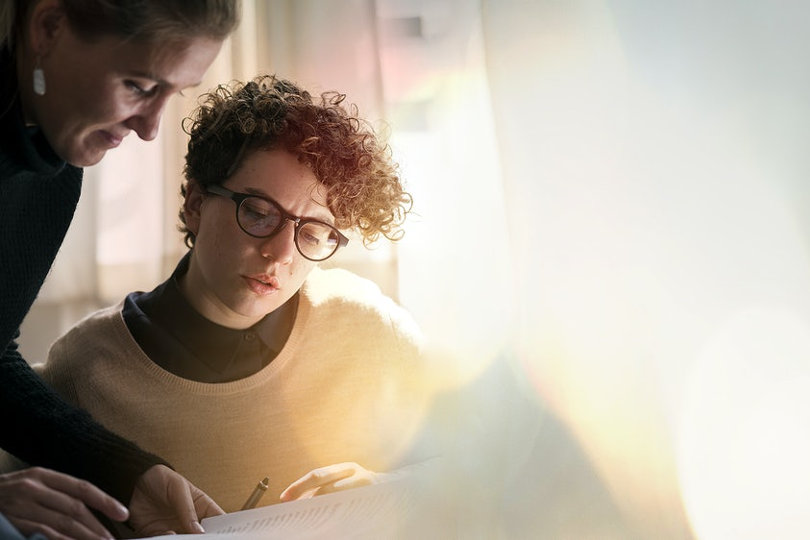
[62,135,118,167]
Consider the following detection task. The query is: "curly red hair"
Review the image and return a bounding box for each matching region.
[180,74,412,248]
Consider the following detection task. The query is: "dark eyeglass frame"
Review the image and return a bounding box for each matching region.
[205,184,349,262]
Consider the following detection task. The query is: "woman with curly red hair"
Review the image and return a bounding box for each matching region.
[180,75,411,248]
[24,75,435,516]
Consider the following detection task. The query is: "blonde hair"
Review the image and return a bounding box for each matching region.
[7,0,238,50]
[60,0,239,44]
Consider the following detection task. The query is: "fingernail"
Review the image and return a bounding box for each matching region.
[190,521,204,534]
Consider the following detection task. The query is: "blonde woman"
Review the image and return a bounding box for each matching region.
[0,1,239,538]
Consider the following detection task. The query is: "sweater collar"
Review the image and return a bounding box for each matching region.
[127,252,298,382]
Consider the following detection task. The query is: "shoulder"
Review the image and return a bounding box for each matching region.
[47,301,128,367]
[302,266,386,304]
[300,266,423,345]
[38,301,128,401]
[302,266,408,319]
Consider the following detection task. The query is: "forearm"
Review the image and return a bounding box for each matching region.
[0,342,168,503]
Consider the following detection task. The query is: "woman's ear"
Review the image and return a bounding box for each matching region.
[28,0,66,58]
[184,180,205,235]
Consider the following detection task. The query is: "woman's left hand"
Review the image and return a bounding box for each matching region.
[128,465,224,536]
[279,462,382,502]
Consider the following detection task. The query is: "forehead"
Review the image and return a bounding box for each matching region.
[226,149,333,219]
[120,36,221,87]
[66,30,222,89]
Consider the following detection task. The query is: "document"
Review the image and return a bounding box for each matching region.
[138,475,422,539]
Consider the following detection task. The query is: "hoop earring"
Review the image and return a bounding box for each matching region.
[33,58,46,96]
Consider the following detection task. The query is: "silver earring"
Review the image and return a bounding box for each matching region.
[33,59,46,96]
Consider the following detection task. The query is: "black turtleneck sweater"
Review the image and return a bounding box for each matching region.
[0,46,165,504]
[123,252,297,383]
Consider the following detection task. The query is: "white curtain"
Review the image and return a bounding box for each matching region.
[23,1,810,538]
[480,1,810,539]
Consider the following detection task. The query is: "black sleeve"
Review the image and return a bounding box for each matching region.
[0,331,169,504]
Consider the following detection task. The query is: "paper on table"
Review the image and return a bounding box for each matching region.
[133,475,420,540]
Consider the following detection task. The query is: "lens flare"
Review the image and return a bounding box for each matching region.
[678,308,810,540]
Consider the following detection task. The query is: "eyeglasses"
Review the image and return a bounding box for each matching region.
[205,184,349,262]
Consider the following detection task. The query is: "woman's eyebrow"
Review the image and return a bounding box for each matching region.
[244,187,335,226]
[126,70,203,90]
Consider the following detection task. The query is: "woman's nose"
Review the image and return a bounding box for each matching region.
[124,97,168,141]
[259,220,296,264]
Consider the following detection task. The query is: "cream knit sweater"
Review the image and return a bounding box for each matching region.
[37,267,433,512]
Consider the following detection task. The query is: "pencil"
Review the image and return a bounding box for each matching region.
[241,476,270,510]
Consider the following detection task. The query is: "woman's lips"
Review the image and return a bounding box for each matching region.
[243,275,280,295]
[100,130,124,148]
